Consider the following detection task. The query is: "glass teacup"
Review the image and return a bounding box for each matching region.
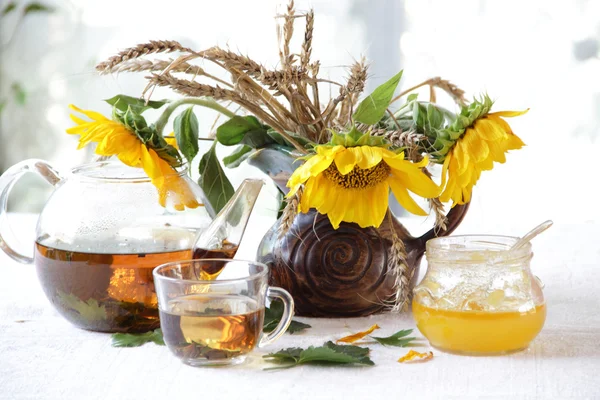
[153,259,293,366]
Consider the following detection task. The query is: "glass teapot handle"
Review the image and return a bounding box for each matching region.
[0,159,62,264]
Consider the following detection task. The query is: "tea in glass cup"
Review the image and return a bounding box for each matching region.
[153,259,293,366]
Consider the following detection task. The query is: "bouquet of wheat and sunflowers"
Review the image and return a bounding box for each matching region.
[66,1,526,308]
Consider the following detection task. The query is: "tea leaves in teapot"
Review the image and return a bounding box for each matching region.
[57,291,107,322]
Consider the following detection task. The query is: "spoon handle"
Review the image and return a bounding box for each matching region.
[510,220,554,251]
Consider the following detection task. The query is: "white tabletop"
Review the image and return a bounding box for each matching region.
[1,213,599,400]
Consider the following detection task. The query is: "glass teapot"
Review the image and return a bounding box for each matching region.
[0,159,263,333]
[412,235,546,355]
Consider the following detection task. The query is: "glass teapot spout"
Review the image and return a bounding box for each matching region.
[192,179,264,259]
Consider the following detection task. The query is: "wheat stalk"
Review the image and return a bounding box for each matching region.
[371,128,424,147]
[96,40,192,74]
[429,197,448,232]
[281,0,296,69]
[391,76,467,107]
[386,213,412,312]
[278,186,303,239]
[105,58,233,88]
[300,10,314,70]
[420,165,448,232]
[323,58,369,125]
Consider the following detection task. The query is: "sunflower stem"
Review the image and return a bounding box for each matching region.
[154,97,237,134]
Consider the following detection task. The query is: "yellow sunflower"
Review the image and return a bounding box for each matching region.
[439,110,527,206]
[287,144,440,229]
[67,105,199,210]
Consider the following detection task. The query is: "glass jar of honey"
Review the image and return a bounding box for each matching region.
[412,235,546,355]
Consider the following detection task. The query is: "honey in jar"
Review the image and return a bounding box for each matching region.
[412,235,546,355]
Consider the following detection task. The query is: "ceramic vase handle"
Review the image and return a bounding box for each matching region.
[260,287,294,347]
[0,159,62,264]
[413,202,471,255]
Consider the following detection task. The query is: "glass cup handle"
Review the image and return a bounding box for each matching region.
[0,159,62,264]
[260,286,294,347]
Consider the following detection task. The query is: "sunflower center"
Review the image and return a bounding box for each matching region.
[322,162,390,189]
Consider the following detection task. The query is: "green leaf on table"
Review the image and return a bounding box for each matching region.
[198,142,234,216]
[105,94,167,114]
[353,70,403,125]
[263,341,374,370]
[112,329,165,348]
[223,145,255,168]
[24,2,54,15]
[370,329,416,347]
[174,107,199,165]
[263,300,311,334]
[57,291,107,322]
[323,341,373,364]
[11,83,26,105]
[216,116,272,147]
[2,2,16,16]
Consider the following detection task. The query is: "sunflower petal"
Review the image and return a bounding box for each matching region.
[461,130,489,162]
[334,148,357,175]
[355,146,383,169]
[505,133,525,150]
[489,109,529,118]
[369,183,389,228]
[69,104,109,122]
[389,179,427,216]
[327,186,348,229]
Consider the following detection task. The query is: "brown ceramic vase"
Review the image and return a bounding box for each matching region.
[257,204,469,317]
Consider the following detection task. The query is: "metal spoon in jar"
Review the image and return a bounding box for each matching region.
[510,220,554,251]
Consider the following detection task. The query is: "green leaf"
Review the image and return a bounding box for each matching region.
[223,145,255,168]
[263,300,311,334]
[0,100,6,116]
[266,129,313,148]
[298,347,364,364]
[23,2,53,15]
[11,82,26,105]
[173,107,199,165]
[370,329,416,347]
[407,93,419,102]
[412,102,428,129]
[2,2,16,15]
[323,341,373,365]
[198,142,235,217]
[57,291,107,322]
[122,106,148,132]
[263,342,374,370]
[112,329,165,348]
[216,116,270,146]
[105,94,167,114]
[353,70,403,125]
[426,104,444,130]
